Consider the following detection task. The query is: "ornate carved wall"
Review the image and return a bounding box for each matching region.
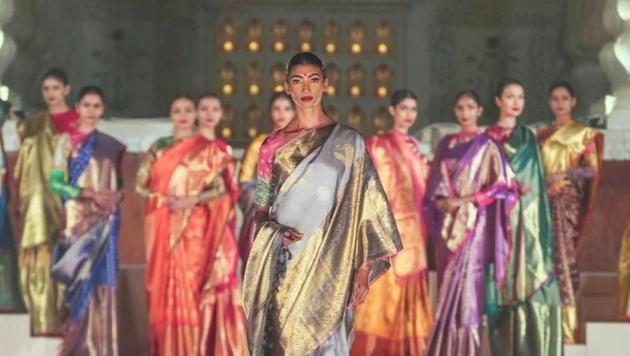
[1,0,615,144]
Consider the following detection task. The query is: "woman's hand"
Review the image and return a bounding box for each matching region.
[168,196,198,212]
[519,183,531,196]
[281,228,304,246]
[347,265,371,308]
[436,197,463,214]
[91,191,123,211]
[546,172,566,185]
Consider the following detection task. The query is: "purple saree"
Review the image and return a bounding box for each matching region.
[423,132,519,356]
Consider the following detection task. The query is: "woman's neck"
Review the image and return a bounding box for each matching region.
[78,122,96,134]
[198,126,216,140]
[460,125,479,134]
[497,115,517,129]
[292,106,330,130]
[392,126,409,135]
[554,114,573,126]
[174,127,193,140]
[48,103,69,115]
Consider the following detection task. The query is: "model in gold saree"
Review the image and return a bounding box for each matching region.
[352,90,432,355]
[485,79,563,356]
[238,92,294,275]
[14,68,78,335]
[49,86,125,355]
[243,52,402,356]
[537,82,603,343]
[144,95,247,355]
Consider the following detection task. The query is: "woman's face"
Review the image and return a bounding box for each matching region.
[197,97,223,129]
[495,84,525,118]
[76,93,104,127]
[41,77,70,108]
[454,95,482,130]
[548,87,576,118]
[170,98,196,131]
[285,64,328,110]
[270,97,295,130]
[389,97,418,131]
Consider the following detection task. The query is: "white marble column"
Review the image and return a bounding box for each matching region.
[600,0,630,129]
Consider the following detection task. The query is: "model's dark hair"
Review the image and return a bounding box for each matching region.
[390,89,418,107]
[77,85,105,103]
[41,67,69,86]
[286,52,326,79]
[169,94,196,111]
[548,81,575,98]
[268,92,294,110]
[455,89,482,106]
[197,92,222,107]
[495,78,524,97]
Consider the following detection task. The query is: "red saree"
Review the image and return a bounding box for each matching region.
[144,135,247,356]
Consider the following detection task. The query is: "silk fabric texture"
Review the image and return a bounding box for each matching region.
[243,124,402,355]
[352,130,433,355]
[538,121,603,342]
[144,134,248,356]
[485,124,563,356]
[50,131,125,356]
[424,132,519,356]
[14,110,78,334]
[237,133,268,275]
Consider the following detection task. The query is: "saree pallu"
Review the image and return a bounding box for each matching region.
[351,130,432,355]
[238,133,268,275]
[50,131,125,356]
[423,133,519,356]
[620,223,630,320]
[538,122,603,342]
[486,124,563,356]
[243,124,402,356]
[14,111,69,335]
[145,135,247,356]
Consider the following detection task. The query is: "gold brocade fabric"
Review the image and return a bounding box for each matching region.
[14,111,64,335]
[239,133,268,183]
[538,122,603,342]
[144,136,248,356]
[619,223,630,320]
[352,130,432,355]
[14,111,63,248]
[243,124,402,356]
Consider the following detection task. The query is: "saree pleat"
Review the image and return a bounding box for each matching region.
[538,122,603,342]
[145,135,247,356]
[423,133,519,356]
[50,131,125,356]
[238,133,268,275]
[352,130,432,355]
[243,124,402,356]
[486,124,563,356]
[14,111,66,334]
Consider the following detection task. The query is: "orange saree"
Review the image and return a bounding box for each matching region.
[144,135,247,356]
[352,130,433,355]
